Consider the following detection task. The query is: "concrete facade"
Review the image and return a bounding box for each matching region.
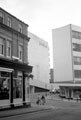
[52,24,81,99]
[28,32,51,93]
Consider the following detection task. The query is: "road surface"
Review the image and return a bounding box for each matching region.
[1,97,81,120]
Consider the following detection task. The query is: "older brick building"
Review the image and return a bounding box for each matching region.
[0,7,32,108]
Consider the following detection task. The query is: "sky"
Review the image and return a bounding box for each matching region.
[1,0,81,68]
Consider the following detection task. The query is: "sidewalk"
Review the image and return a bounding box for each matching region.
[0,103,52,118]
[0,94,57,118]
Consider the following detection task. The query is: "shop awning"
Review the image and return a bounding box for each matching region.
[0,57,33,73]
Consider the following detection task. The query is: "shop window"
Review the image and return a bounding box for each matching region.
[0,72,10,100]
[13,71,22,99]
[6,40,11,58]
[7,17,11,27]
[0,37,4,56]
[0,12,4,23]
[19,45,23,61]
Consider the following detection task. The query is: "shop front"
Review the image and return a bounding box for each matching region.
[59,85,81,99]
[0,58,32,108]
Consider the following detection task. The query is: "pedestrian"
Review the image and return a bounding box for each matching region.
[41,95,46,105]
[79,94,81,101]
[36,96,41,105]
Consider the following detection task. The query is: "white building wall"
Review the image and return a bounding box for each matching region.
[28,32,50,89]
[52,25,73,82]
[71,24,81,82]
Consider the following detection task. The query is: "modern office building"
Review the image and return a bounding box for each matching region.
[28,32,51,93]
[52,24,81,99]
[0,8,32,108]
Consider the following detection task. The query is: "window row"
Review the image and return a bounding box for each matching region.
[74,56,81,65]
[74,70,81,78]
[72,43,81,52]
[0,11,22,33]
[72,30,81,40]
[0,37,23,61]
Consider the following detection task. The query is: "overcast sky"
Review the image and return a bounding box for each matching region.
[1,0,81,68]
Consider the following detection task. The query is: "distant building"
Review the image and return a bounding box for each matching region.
[50,69,54,83]
[28,32,51,93]
[52,24,81,99]
[0,8,32,108]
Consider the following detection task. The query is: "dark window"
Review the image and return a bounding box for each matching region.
[72,30,81,40]
[0,12,4,24]
[72,43,81,52]
[7,17,11,27]
[74,56,81,65]
[74,70,81,78]
[0,37,4,56]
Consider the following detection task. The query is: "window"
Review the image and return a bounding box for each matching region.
[74,57,81,65]
[72,30,81,40]
[6,40,11,58]
[18,24,22,33]
[0,37,4,56]
[19,45,23,61]
[7,17,11,27]
[72,43,81,52]
[0,12,4,23]
[0,71,10,100]
[74,70,81,78]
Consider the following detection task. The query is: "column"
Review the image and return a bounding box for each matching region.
[71,89,74,98]
[23,72,26,105]
[10,72,14,107]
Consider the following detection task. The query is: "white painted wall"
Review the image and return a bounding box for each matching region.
[52,25,73,82]
[71,24,81,82]
[71,24,81,32]
[28,32,50,89]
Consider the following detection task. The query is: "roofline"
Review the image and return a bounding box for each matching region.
[28,31,48,44]
[0,7,29,27]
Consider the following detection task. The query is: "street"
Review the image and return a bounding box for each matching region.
[1,95,81,120]
[0,106,81,120]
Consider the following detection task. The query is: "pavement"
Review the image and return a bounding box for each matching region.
[0,103,53,118]
[0,94,81,120]
[0,94,59,118]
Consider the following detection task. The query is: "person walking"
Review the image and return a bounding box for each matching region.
[41,95,46,105]
[36,96,41,105]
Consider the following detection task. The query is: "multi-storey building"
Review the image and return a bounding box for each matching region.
[52,24,81,99]
[0,8,32,108]
[28,32,51,93]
